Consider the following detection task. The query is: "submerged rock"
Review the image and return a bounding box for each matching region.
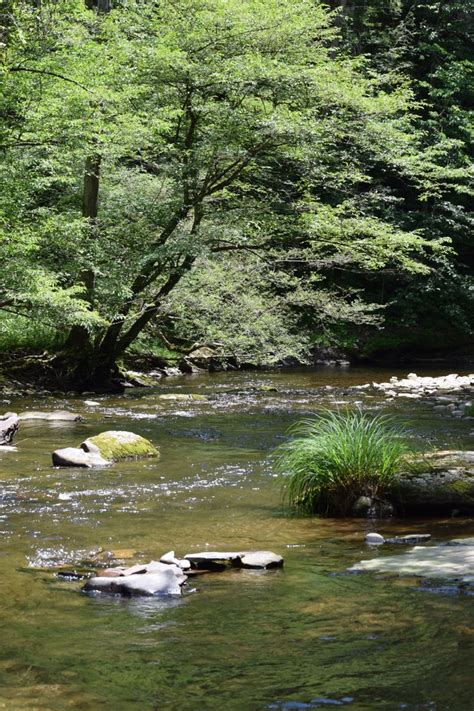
[157,393,207,402]
[19,411,84,422]
[365,533,385,545]
[385,534,432,545]
[349,539,474,584]
[0,412,19,445]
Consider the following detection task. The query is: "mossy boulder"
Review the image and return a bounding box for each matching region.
[82,431,159,461]
[391,451,474,514]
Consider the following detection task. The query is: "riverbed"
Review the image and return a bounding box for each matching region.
[1,367,473,710]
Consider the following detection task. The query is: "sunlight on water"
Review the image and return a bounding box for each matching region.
[0,367,473,710]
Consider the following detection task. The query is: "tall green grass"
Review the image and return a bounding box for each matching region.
[276,409,409,516]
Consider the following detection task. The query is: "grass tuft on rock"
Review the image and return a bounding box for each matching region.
[276,410,409,516]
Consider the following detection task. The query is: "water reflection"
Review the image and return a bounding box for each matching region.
[0,367,473,709]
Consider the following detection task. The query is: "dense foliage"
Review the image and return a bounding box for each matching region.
[0,0,472,386]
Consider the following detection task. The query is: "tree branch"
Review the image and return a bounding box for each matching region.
[10,67,100,98]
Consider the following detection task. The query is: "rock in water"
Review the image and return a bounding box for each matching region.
[392,451,474,514]
[184,551,245,562]
[184,551,246,570]
[349,539,474,584]
[0,413,19,445]
[351,496,394,518]
[82,431,159,461]
[240,551,284,569]
[52,447,111,468]
[385,534,431,545]
[83,569,186,596]
[160,551,192,570]
[157,393,207,402]
[19,411,83,422]
[52,431,159,467]
[365,533,385,545]
[184,550,284,569]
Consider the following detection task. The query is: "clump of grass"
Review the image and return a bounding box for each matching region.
[275,409,409,516]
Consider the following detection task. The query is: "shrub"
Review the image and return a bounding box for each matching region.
[276,409,409,516]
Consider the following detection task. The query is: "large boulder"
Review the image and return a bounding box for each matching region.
[82,431,159,461]
[52,430,158,467]
[0,412,19,445]
[391,451,474,514]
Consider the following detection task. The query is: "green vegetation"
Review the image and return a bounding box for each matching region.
[0,0,472,387]
[276,410,409,515]
[86,432,159,461]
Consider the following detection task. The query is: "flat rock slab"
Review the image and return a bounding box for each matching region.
[240,551,284,569]
[83,569,186,596]
[52,447,111,468]
[19,411,83,422]
[184,551,246,563]
[349,540,474,584]
[184,550,284,570]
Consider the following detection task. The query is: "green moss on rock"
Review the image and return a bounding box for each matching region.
[83,431,159,461]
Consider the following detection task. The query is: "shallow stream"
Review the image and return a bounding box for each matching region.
[0,367,473,710]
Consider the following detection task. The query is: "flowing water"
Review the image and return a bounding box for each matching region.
[0,367,473,710]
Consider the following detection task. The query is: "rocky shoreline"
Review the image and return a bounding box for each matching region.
[353,372,474,420]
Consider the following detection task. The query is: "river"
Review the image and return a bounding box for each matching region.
[0,367,473,710]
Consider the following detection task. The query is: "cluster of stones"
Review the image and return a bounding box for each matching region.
[1,410,86,449]
[365,373,474,419]
[83,550,284,597]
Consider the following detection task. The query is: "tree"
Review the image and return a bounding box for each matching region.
[1,0,449,388]
[326,0,474,355]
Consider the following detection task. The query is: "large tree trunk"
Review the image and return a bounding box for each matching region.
[64,154,101,354]
[65,0,109,353]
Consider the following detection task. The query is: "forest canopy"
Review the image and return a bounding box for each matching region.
[0,0,472,387]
